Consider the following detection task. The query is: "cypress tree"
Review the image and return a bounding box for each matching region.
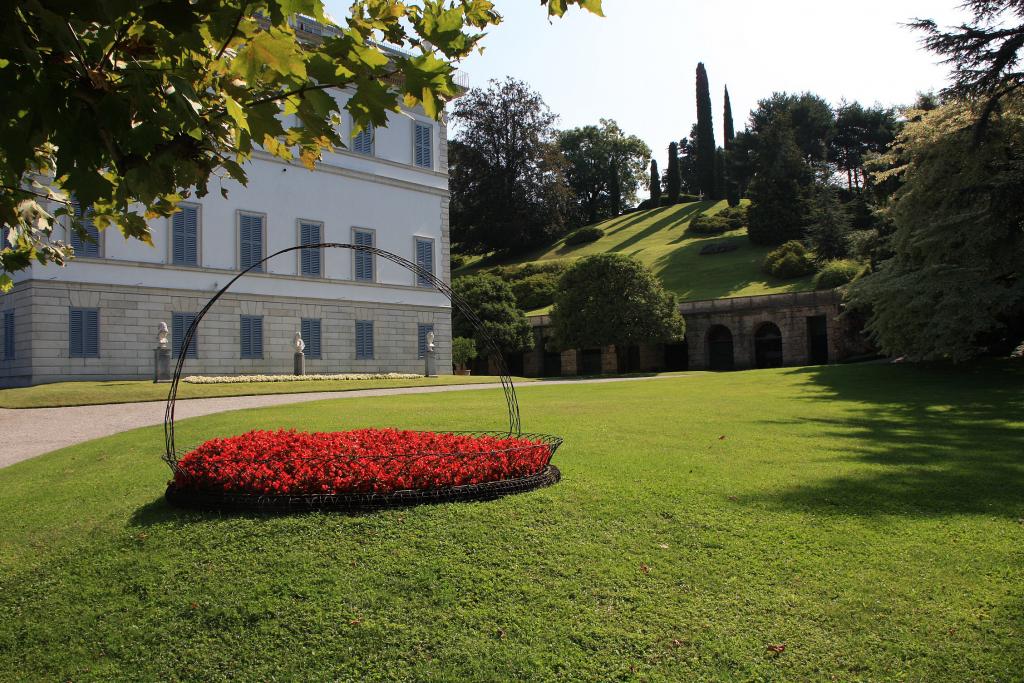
[724,86,740,206]
[649,159,662,204]
[666,142,681,203]
[609,164,621,216]
[723,86,736,148]
[695,62,717,198]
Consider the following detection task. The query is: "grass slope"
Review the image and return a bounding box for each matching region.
[458,201,815,309]
[0,375,529,409]
[1,363,1023,681]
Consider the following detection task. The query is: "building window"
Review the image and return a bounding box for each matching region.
[299,221,323,277]
[3,310,13,360]
[69,198,100,258]
[417,323,434,359]
[353,123,374,155]
[301,318,322,358]
[240,315,263,359]
[353,228,374,281]
[172,312,199,359]
[414,237,434,287]
[414,123,433,169]
[69,307,100,358]
[171,204,199,266]
[355,320,374,359]
[239,212,264,272]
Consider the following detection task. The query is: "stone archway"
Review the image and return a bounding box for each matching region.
[706,325,735,371]
[754,322,784,368]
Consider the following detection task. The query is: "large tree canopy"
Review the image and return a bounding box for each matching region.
[558,119,650,225]
[847,97,1024,361]
[0,0,602,290]
[550,253,685,350]
[449,77,570,253]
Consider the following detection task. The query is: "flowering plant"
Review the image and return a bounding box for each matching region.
[173,429,554,496]
[183,373,422,384]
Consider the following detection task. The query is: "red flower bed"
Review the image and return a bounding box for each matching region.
[173,429,554,496]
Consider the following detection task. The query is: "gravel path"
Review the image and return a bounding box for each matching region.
[0,375,671,468]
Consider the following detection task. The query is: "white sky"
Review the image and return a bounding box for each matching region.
[326,0,970,157]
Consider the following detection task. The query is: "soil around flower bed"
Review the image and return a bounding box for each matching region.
[165,464,561,513]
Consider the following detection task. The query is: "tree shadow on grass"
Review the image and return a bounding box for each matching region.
[607,201,714,254]
[744,362,1024,517]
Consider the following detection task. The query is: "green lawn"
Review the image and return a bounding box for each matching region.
[0,374,525,409]
[457,201,815,311]
[1,363,1022,680]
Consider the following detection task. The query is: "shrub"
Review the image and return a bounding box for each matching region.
[450,253,468,270]
[688,213,731,235]
[510,272,560,310]
[636,198,657,211]
[452,336,478,368]
[564,225,605,246]
[813,259,863,290]
[717,204,748,230]
[763,240,815,279]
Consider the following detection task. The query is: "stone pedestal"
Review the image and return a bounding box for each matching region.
[153,347,171,383]
[294,352,305,376]
[424,350,437,377]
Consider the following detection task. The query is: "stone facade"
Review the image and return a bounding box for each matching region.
[1,280,451,386]
[515,290,869,377]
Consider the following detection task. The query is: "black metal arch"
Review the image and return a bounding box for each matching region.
[162,242,520,468]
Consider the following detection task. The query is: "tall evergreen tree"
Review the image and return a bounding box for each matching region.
[666,141,681,203]
[609,164,622,216]
[649,159,662,203]
[695,62,717,198]
[724,86,736,148]
[723,86,740,206]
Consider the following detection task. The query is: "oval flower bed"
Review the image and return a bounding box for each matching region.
[172,428,557,498]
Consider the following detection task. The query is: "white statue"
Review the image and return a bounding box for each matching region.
[426,330,435,353]
[157,321,169,349]
[294,330,305,353]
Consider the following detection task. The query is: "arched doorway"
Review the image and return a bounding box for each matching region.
[707,325,734,371]
[754,322,784,368]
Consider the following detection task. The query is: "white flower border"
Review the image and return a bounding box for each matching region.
[183,373,423,384]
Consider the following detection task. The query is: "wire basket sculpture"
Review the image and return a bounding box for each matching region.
[162,243,562,513]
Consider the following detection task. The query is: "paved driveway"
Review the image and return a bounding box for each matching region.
[0,375,673,468]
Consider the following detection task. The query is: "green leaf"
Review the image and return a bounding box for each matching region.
[224,95,249,133]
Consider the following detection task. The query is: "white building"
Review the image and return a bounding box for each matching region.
[0,41,455,387]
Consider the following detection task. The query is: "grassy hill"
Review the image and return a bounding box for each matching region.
[456,201,815,313]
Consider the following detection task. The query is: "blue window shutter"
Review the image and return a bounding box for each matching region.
[70,198,100,257]
[172,312,198,358]
[252,317,263,357]
[417,323,434,358]
[240,316,250,358]
[415,239,434,287]
[84,310,99,357]
[240,214,263,272]
[240,315,262,358]
[4,311,14,360]
[300,222,321,276]
[353,124,374,155]
[301,318,321,358]
[173,205,198,266]
[354,230,373,281]
[356,320,373,359]
[69,308,82,357]
[414,124,432,168]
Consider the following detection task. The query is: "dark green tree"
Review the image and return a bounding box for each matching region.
[829,101,899,191]
[750,92,834,164]
[609,164,622,216]
[450,78,570,253]
[649,159,662,203]
[695,62,718,198]
[0,0,603,290]
[847,97,1024,360]
[724,86,741,206]
[452,273,534,358]
[550,254,685,352]
[806,186,852,261]
[559,119,651,225]
[747,115,808,245]
[666,142,681,203]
